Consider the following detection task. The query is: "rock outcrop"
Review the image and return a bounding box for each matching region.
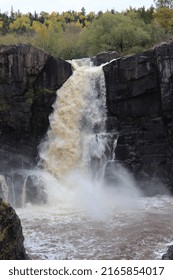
[103,42,173,194]
[0,44,72,172]
[162,245,173,260]
[0,198,28,259]
[92,51,120,66]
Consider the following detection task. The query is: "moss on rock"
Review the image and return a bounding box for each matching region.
[0,198,28,259]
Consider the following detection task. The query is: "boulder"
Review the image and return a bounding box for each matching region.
[92,51,120,66]
[0,198,28,259]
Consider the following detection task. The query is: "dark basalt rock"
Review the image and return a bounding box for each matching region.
[0,44,72,172]
[0,198,28,259]
[103,42,173,194]
[92,51,120,66]
[162,245,173,260]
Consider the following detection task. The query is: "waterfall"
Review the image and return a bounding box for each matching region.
[36,59,140,216]
[39,59,114,180]
[0,171,47,207]
[0,58,138,210]
[0,59,116,207]
[0,175,9,202]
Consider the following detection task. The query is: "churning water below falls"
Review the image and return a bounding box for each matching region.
[3,59,173,259]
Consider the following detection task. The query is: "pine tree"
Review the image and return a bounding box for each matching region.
[154,0,173,8]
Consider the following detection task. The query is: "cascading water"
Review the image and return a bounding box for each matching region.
[0,175,9,202]
[1,59,173,260]
[39,60,112,179]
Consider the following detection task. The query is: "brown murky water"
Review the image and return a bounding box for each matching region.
[16,194,173,260]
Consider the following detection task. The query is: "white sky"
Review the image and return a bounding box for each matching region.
[0,0,155,14]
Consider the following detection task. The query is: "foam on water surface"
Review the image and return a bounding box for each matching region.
[16,194,173,260]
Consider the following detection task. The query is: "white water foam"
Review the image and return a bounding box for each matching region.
[16,193,173,260]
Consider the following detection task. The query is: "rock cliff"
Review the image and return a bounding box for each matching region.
[103,42,173,194]
[0,198,28,259]
[0,44,72,172]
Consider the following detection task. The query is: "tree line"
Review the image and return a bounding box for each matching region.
[0,1,173,59]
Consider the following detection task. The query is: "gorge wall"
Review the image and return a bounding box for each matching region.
[1,43,173,195]
[103,42,173,194]
[0,44,72,173]
[1,43,173,258]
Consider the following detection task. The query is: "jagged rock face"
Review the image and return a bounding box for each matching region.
[0,45,72,172]
[103,43,173,194]
[0,198,28,259]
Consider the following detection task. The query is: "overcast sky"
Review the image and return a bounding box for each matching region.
[0,0,155,14]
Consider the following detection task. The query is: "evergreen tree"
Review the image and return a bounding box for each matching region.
[154,0,173,8]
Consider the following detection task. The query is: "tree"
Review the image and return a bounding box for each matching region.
[134,6,155,24]
[78,11,163,56]
[154,6,173,32]
[81,7,86,16]
[154,0,173,8]
[0,12,10,34]
[9,15,31,33]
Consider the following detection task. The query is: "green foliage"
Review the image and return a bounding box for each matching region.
[25,90,35,104]
[154,7,173,33]
[78,11,162,56]
[125,6,155,24]
[0,6,172,59]
[154,0,173,8]
[0,33,34,45]
[0,98,10,111]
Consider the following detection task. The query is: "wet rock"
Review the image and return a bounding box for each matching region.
[162,245,173,260]
[92,51,120,66]
[0,44,72,172]
[103,42,173,194]
[25,174,47,205]
[0,198,28,259]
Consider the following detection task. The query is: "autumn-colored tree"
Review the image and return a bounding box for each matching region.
[9,15,31,33]
[0,7,170,59]
[154,7,173,32]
